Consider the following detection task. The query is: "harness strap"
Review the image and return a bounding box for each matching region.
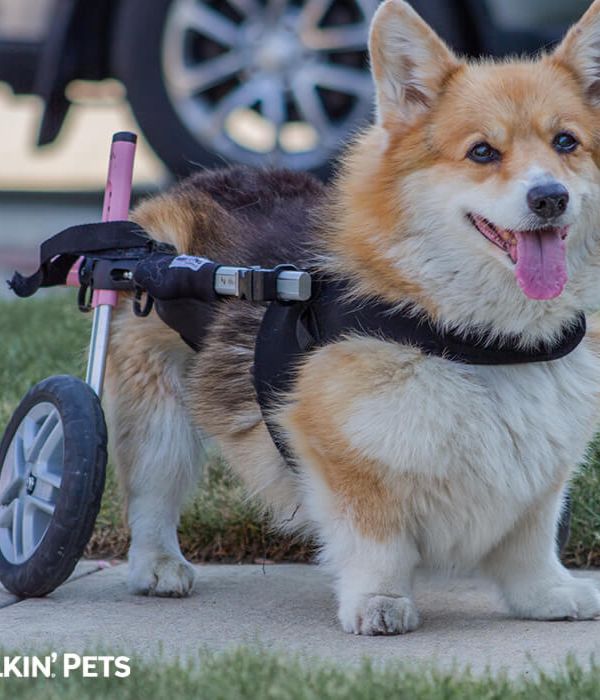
[301,280,587,364]
[8,221,157,297]
[254,278,587,468]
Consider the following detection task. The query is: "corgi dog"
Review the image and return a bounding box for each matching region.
[105,0,600,634]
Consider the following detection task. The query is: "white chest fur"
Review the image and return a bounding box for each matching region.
[341,338,600,567]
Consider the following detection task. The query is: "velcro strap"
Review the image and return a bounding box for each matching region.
[8,221,155,297]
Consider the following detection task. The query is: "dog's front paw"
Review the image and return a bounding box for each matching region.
[509,578,600,621]
[127,550,195,598]
[339,595,420,635]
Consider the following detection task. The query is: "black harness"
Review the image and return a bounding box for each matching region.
[9,221,588,468]
[254,278,587,464]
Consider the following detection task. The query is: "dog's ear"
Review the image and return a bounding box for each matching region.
[368,0,460,129]
[553,0,600,107]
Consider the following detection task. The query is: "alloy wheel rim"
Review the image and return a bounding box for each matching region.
[161,0,377,169]
[0,403,63,565]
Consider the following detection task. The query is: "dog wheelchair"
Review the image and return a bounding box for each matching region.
[0,132,311,597]
[0,131,574,599]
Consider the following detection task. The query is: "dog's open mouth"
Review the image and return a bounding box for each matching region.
[467,213,569,301]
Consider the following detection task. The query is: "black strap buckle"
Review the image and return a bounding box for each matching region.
[133,285,154,317]
[77,258,95,312]
[238,264,298,302]
[77,284,93,313]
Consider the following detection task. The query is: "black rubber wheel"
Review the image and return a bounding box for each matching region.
[0,376,107,597]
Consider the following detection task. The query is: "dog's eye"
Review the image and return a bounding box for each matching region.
[467,142,501,164]
[553,132,579,154]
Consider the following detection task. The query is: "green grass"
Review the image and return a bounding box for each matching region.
[0,648,598,699]
[0,295,598,566]
[0,294,90,427]
[567,439,600,567]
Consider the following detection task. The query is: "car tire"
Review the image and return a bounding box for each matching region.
[112,0,377,178]
[113,0,220,177]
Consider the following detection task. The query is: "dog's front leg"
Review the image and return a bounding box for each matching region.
[289,448,422,636]
[482,489,600,621]
[283,430,422,635]
[327,525,421,635]
[280,340,425,634]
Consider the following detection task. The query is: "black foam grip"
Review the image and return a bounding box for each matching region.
[133,253,219,302]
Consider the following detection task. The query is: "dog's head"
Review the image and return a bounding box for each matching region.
[331,0,600,336]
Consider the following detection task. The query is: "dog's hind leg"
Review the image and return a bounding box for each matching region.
[482,487,600,620]
[105,309,205,597]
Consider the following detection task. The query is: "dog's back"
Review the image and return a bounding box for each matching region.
[132,166,325,268]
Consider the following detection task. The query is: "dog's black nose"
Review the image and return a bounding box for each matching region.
[527,184,569,220]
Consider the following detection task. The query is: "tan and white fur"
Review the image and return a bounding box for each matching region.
[105,0,600,634]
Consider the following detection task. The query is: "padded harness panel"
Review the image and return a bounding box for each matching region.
[253,278,587,466]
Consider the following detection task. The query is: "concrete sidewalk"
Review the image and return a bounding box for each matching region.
[1,562,599,677]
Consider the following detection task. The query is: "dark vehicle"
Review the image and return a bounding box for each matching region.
[0,0,591,176]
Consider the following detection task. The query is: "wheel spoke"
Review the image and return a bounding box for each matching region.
[312,64,373,99]
[12,435,27,479]
[0,500,15,529]
[0,434,26,499]
[19,415,38,462]
[291,75,331,137]
[24,409,59,464]
[12,498,24,561]
[355,0,379,22]
[22,501,39,559]
[32,421,63,479]
[172,50,246,97]
[298,0,333,30]
[209,78,270,132]
[177,0,241,48]
[26,494,55,517]
[0,475,24,506]
[260,78,287,129]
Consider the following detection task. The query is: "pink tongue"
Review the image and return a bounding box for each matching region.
[515,229,567,300]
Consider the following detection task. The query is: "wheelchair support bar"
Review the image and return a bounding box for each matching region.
[86,132,137,397]
[132,253,312,304]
